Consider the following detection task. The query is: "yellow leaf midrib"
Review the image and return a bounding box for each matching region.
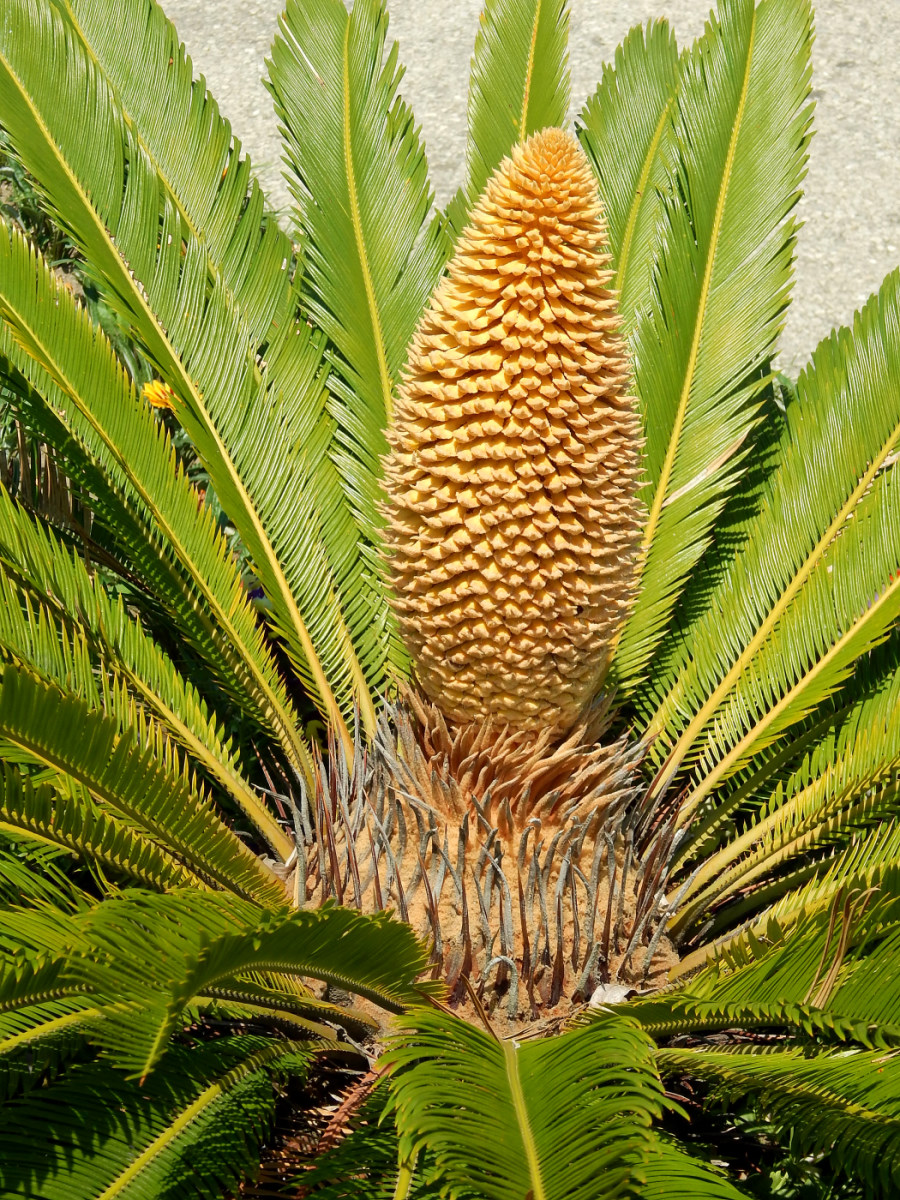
[671,813,834,931]
[615,92,676,306]
[0,749,205,890]
[503,1039,547,1200]
[518,0,543,142]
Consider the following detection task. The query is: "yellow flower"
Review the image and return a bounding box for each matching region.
[141,379,177,411]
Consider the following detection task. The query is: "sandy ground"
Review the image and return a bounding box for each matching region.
[162,0,900,378]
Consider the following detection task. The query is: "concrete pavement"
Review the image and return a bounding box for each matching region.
[162,0,900,377]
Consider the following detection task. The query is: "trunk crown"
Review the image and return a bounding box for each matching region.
[382,127,643,734]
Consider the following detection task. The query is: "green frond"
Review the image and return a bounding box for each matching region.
[683,466,900,818]
[645,267,900,822]
[0,0,378,752]
[0,486,291,857]
[192,999,336,1045]
[0,566,99,703]
[742,900,900,1035]
[0,942,102,1101]
[576,20,680,335]
[0,355,243,684]
[268,0,449,592]
[613,0,814,687]
[296,1112,738,1200]
[669,865,900,1026]
[0,766,202,891]
[0,665,285,905]
[73,891,432,1077]
[0,211,316,781]
[680,911,845,1008]
[828,923,900,1032]
[0,905,101,1100]
[0,886,422,1101]
[642,373,793,718]
[0,1035,314,1200]
[384,1009,664,1200]
[0,1000,100,1103]
[760,823,900,937]
[53,0,295,347]
[656,628,900,860]
[657,1043,900,1196]
[639,1138,750,1198]
[446,0,570,235]
[633,993,896,1051]
[62,0,380,707]
[0,830,91,910]
[672,664,900,932]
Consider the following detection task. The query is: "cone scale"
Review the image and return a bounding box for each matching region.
[381,128,644,735]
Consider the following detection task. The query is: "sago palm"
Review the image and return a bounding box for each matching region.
[0,0,899,1195]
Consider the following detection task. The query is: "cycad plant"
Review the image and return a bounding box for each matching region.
[0,0,899,1195]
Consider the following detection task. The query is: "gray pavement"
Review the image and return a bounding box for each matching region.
[162,0,900,377]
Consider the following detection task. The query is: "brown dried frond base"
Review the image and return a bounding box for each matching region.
[295,699,680,1029]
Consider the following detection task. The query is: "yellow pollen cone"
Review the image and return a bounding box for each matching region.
[381,128,644,734]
